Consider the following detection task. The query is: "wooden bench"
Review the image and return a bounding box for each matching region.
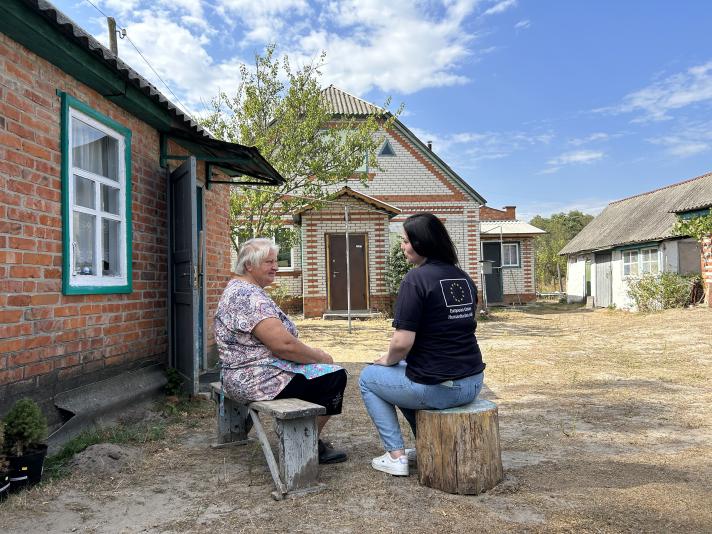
[209,382,326,500]
[416,399,503,495]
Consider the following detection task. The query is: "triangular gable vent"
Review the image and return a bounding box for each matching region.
[379,139,395,156]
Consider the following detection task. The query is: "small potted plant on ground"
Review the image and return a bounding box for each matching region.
[0,421,10,501]
[3,398,48,491]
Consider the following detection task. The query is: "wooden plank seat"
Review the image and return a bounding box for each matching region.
[416,399,503,495]
[209,382,326,500]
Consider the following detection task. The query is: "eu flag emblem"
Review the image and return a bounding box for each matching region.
[439,278,473,307]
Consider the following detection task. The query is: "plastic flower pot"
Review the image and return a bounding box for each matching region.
[7,444,48,492]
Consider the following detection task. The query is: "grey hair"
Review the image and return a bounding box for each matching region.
[234,238,279,275]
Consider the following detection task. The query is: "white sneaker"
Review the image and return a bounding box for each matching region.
[405,448,417,466]
[371,452,409,476]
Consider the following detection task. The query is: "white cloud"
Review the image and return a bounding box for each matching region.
[514,19,530,30]
[548,150,604,166]
[482,0,517,17]
[647,121,712,157]
[88,1,506,114]
[409,127,553,167]
[607,60,712,121]
[569,132,609,146]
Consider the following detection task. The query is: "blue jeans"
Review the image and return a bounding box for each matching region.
[359,361,484,452]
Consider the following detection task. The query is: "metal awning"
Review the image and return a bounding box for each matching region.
[162,129,284,188]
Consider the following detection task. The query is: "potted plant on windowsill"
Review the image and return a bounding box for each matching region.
[2,398,48,492]
[0,421,10,501]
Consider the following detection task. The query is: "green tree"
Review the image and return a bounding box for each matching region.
[200,45,397,250]
[530,211,594,291]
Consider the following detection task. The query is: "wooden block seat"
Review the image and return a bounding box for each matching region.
[209,382,326,500]
[416,399,503,495]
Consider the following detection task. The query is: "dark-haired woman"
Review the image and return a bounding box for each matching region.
[359,213,486,476]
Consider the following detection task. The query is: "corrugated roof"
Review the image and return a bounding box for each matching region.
[560,172,712,255]
[322,85,385,116]
[481,221,546,236]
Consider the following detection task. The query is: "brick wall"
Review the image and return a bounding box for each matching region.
[480,205,516,221]
[0,34,231,413]
[481,236,536,302]
[301,196,390,317]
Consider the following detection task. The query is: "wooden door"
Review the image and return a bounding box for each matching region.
[169,158,199,394]
[594,253,612,307]
[327,234,368,310]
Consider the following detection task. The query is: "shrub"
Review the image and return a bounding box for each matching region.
[627,272,703,311]
[164,368,184,396]
[3,398,48,456]
[385,241,413,295]
[267,282,292,309]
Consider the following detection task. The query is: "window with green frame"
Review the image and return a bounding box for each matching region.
[60,92,132,295]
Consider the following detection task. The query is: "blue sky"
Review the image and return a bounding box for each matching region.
[52,0,712,221]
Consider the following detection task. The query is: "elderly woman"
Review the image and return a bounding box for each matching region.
[215,238,347,464]
[359,213,486,476]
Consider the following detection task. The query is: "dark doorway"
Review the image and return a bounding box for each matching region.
[482,242,504,303]
[327,234,368,310]
[169,158,199,394]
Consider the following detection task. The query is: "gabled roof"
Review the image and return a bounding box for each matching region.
[560,172,712,255]
[295,186,401,217]
[481,221,546,236]
[320,86,486,205]
[2,0,283,184]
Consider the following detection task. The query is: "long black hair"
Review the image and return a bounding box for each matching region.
[403,213,458,265]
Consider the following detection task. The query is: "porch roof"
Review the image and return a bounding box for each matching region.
[480,220,546,236]
[294,186,401,217]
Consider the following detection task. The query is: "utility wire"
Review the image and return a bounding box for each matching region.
[82,0,198,124]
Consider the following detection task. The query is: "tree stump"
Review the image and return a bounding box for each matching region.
[416,399,503,495]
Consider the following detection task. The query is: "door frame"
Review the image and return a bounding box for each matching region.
[325,232,370,310]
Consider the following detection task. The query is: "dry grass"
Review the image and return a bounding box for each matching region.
[1,304,711,533]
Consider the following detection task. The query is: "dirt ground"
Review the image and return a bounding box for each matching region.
[1,304,711,533]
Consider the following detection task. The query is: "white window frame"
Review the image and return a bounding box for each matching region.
[639,247,660,274]
[502,242,520,267]
[622,247,659,277]
[61,92,131,294]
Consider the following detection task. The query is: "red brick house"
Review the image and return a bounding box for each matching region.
[479,206,545,305]
[0,0,282,427]
[271,87,544,316]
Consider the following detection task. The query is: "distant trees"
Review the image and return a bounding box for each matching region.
[530,211,594,291]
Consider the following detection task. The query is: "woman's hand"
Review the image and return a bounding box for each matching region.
[253,318,334,365]
[313,348,334,364]
[373,352,399,366]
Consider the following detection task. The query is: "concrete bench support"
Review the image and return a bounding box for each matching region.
[416,399,503,495]
[210,382,326,500]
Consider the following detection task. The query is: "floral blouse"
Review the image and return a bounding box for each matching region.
[214,279,342,401]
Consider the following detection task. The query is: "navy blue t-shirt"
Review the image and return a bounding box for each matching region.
[392,259,485,385]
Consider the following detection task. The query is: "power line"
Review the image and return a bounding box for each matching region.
[82,0,198,124]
